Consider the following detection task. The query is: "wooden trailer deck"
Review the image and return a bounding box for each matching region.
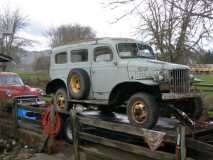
[1,100,213,160]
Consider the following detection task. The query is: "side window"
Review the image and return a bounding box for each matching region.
[55,52,67,64]
[94,46,113,62]
[71,49,88,63]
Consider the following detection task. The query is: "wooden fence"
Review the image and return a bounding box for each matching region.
[70,110,192,160]
[0,102,46,147]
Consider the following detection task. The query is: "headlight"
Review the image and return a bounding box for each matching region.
[153,71,165,82]
[5,90,12,97]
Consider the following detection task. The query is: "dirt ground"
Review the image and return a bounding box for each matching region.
[0,137,78,160]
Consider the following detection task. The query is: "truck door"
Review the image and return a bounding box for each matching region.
[91,45,118,99]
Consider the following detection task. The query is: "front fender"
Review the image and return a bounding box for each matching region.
[135,79,159,86]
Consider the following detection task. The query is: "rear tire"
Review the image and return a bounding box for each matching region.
[127,93,159,129]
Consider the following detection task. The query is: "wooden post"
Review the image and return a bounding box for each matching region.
[180,126,186,160]
[70,108,80,160]
[176,125,186,160]
[13,102,18,132]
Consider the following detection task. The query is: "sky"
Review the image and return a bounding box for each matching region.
[0,0,139,51]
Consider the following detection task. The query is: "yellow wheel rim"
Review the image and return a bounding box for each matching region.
[132,100,148,124]
[70,74,81,93]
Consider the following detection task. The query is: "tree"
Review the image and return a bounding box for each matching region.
[107,0,213,64]
[45,24,96,48]
[0,7,31,57]
[33,55,50,71]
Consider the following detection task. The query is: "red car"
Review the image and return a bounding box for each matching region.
[0,72,45,105]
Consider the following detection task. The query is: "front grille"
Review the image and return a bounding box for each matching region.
[15,96,40,104]
[169,69,190,93]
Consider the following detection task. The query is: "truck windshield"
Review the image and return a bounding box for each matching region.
[117,43,155,59]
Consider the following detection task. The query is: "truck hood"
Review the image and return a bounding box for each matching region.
[127,58,189,71]
[126,58,190,82]
[9,85,41,97]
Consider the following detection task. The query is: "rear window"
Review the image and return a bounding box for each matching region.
[55,52,67,64]
[71,49,88,63]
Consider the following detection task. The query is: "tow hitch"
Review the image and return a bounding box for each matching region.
[169,105,196,128]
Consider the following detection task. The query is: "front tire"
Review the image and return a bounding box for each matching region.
[127,93,159,129]
[63,117,73,144]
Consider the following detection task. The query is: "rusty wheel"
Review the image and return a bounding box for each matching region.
[131,101,148,124]
[127,93,159,129]
[70,74,81,94]
[54,88,68,112]
[67,69,90,100]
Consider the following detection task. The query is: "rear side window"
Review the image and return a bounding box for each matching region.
[94,46,113,62]
[55,52,67,64]
[71,49,88,63]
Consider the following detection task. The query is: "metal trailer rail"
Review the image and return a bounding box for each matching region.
[70,110,213,160]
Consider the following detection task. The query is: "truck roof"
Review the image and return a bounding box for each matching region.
[52,37,140,53]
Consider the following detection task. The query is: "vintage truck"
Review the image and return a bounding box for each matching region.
[46,38,203,129]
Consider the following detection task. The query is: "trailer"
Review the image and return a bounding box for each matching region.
[1,98,213,160]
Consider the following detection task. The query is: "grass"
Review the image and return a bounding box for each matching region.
[196,75,213,96]
[17,71,49,90]
[195,75,213,117]
[197,75,213,84]
[18,71,49,82]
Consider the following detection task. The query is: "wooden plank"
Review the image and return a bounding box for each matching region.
[71,109,80,160]
[78,116,174,142]
[79,132,175,160]
[18,122,43,134]
[80,144,152,160]
[180,126,186,160]
[186,138,213,156]
[13,103,18,131]
[17,117,42,125]
[0,118,14,125]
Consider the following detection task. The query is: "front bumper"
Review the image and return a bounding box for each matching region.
[161,92,201,100]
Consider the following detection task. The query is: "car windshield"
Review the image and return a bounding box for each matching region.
[117,43,155,59]
[0,75,24,86]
